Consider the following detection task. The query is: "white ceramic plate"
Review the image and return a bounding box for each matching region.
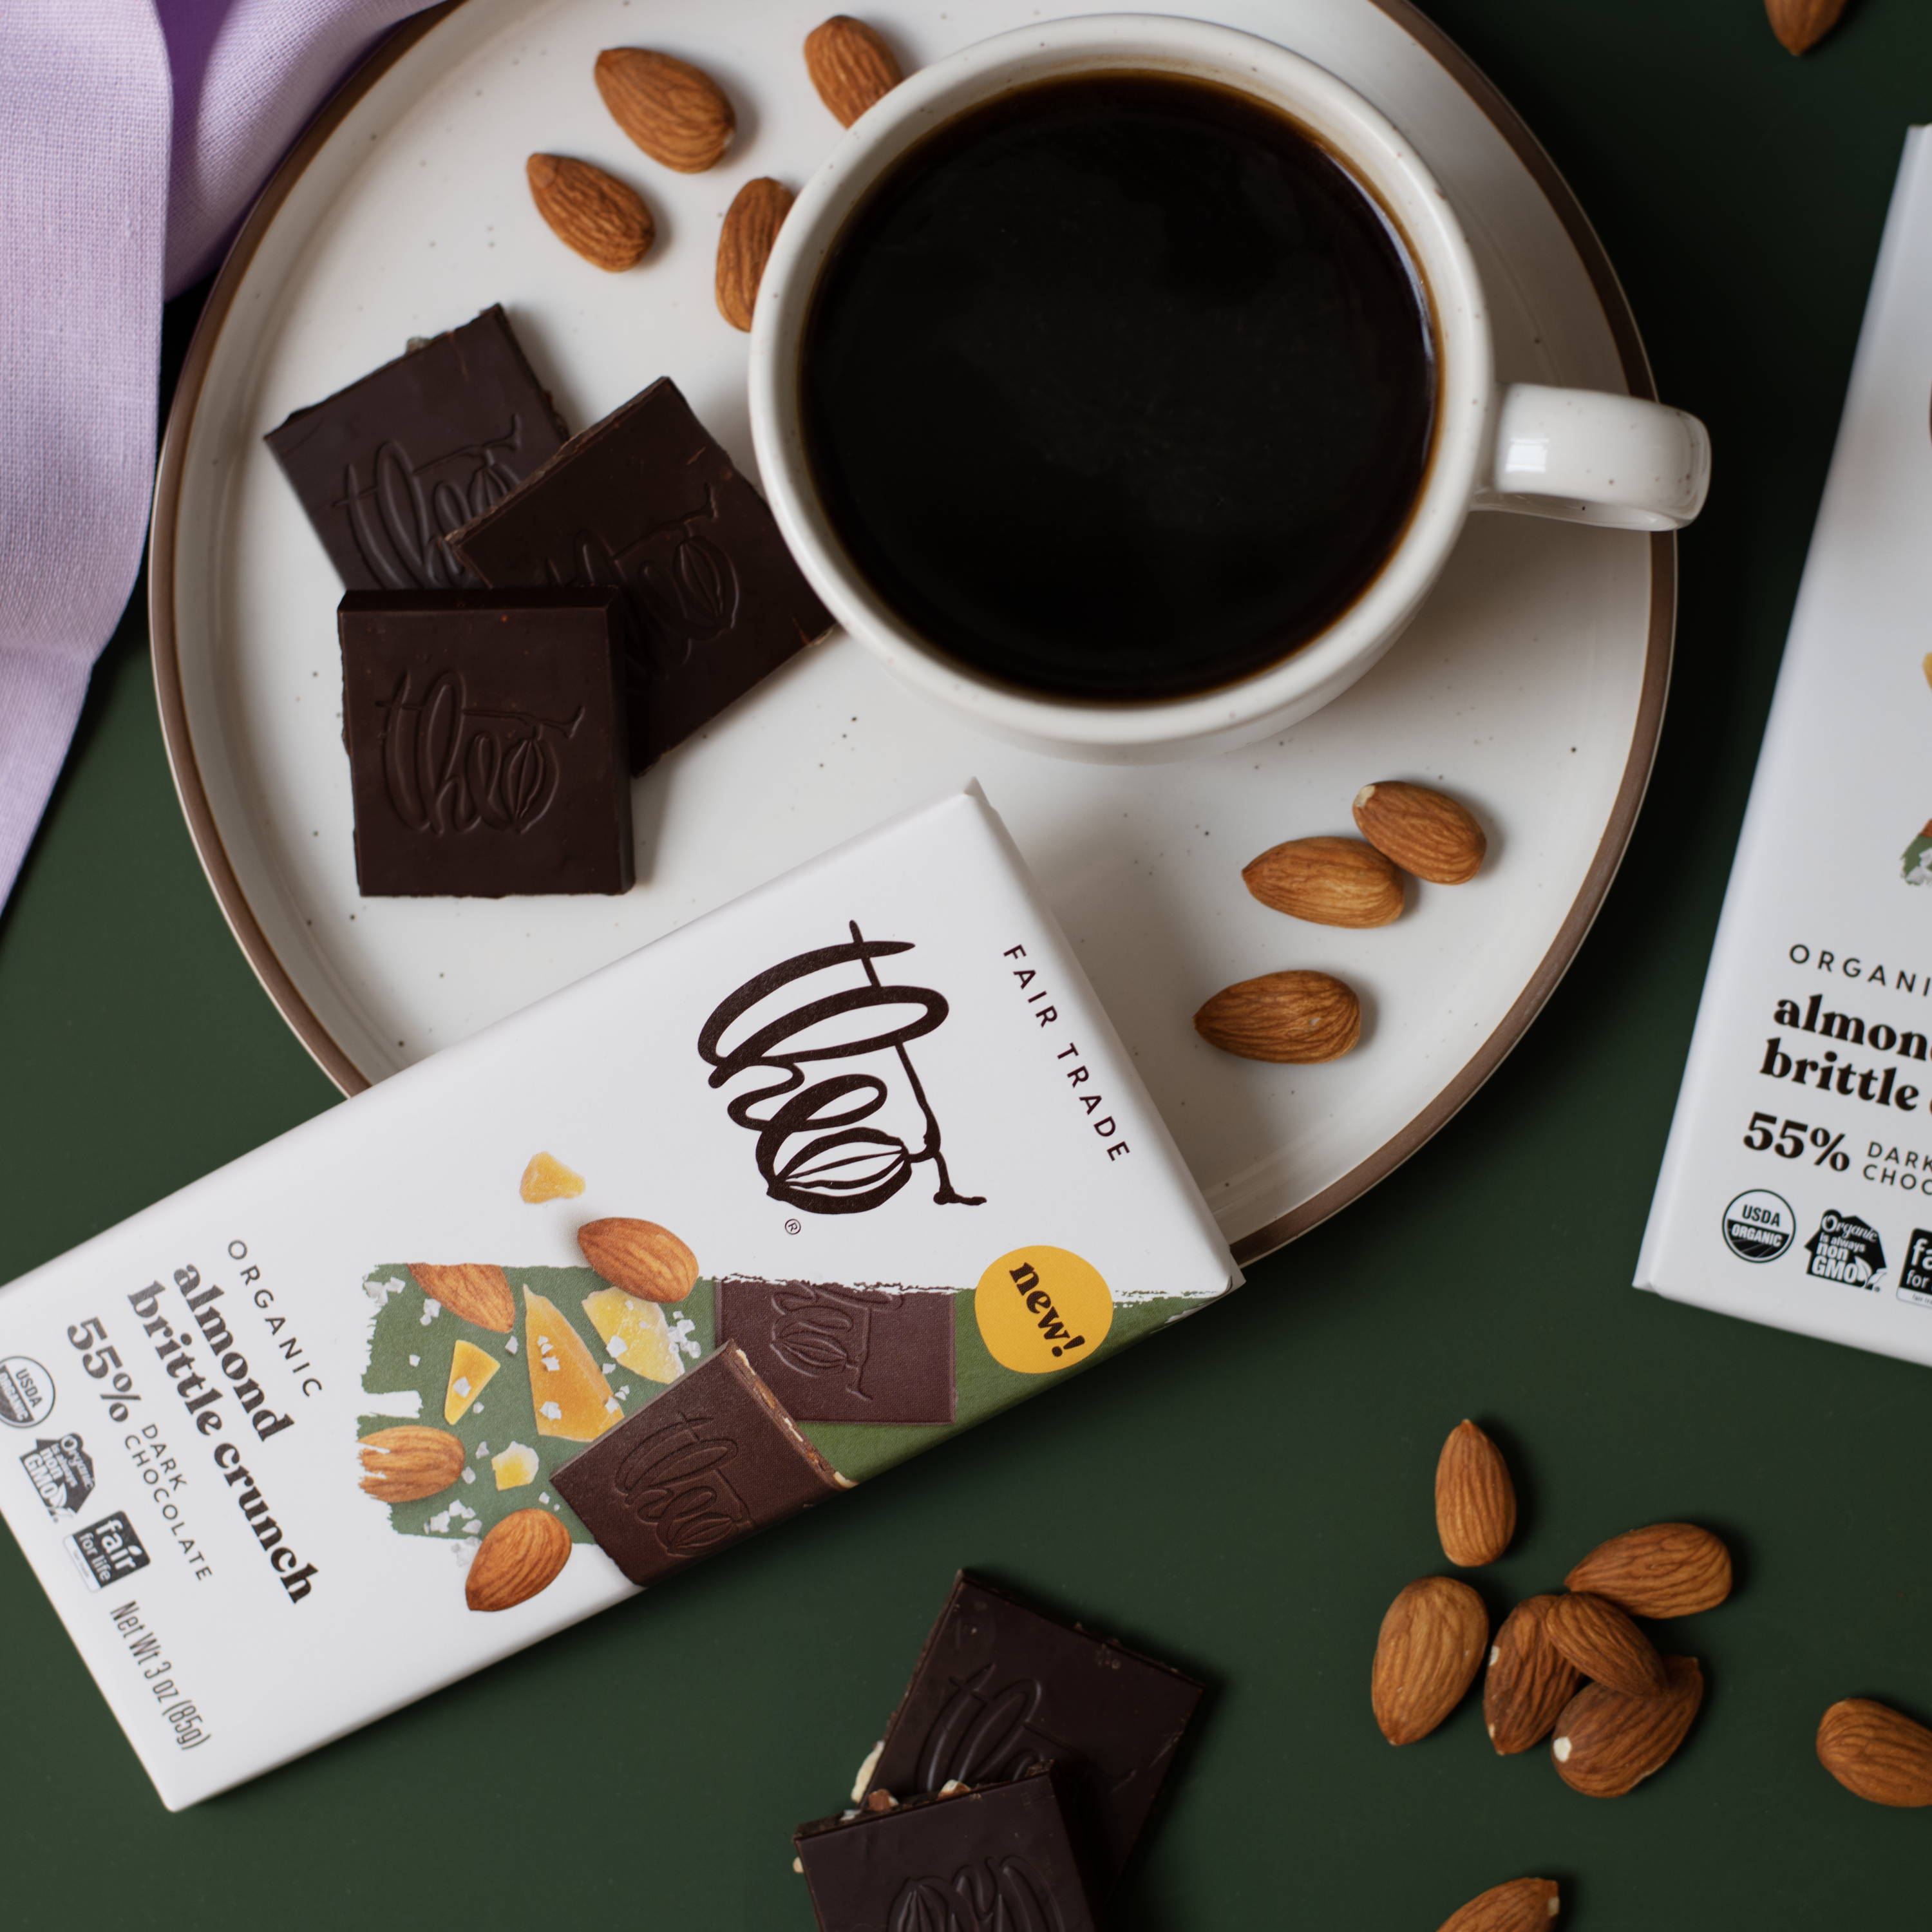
[152,0,1670,1265]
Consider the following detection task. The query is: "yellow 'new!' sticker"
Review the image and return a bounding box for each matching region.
[974,1247,1113,1374]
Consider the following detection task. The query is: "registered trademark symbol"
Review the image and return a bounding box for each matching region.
[784,1218,802,1236]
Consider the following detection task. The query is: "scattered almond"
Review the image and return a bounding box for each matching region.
[1194,969,1360,1064]
[1550,1655,1703,1796]
[526,155,654,271]
[1766,0,1848,55]
[1564,1522,1732,1618]
[1484,1596,1580,1756]
[466,1507,573,1612]
[1242,835,1404,929]
[716,176,794,331]
[408,1262,515,1332]
[1435,1419,1515,1566]
[1817,1698,1932,1806]
[356,1426,465,1502]
[1544,1592,1667,1699]
[804,16,903,126]
[595,48,735,172]
[1372,1576,1488,1746]
[1352,781,1485,884]
[1437,1877,1561,1932]
[578,1217,700,1302]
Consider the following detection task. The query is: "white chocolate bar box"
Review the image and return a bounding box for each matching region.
[0,786,1238,1808]
[1638,129,1932,1361]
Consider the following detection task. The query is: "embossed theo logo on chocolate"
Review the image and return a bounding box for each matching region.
[916,1666,1048,1791]
[570,480,741,668]
[769,1282,895,1385]
[698,923,984,1216]
[614,1408,753,1560]
[338,425,526,590]
[888,1856,1069,1932]
[376,670,582,837]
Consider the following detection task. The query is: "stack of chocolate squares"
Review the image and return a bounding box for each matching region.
[793,1573,1205,1931]
[266,306,833,898]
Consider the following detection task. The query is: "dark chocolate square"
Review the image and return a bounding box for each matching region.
[266,306,567,591]
[795,1766,1096,1932]
[450,376,833,771]
[338,589,631,898]
[869,1574,1204,1888]
[552,1345,846,1586]
[714,1278,956,1425]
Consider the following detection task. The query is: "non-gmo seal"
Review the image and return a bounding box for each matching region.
[1722,1189,1795,1263]
[0,1356,55,1428]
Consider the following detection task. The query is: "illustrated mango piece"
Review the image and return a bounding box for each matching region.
[520,1151,586,1203]
[582,1286,683,1385]
[444,1338,501,1425]
[524,1287,625,1441]
[492,1441,540,1490]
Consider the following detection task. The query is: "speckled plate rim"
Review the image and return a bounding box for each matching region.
[147,0,1672,1271]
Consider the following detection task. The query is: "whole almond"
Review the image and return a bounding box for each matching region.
[804,16,903,126]
[578,1217,700,1302]
[595,48,734,172]
[1242,836,1404,928]
[1194,969,1360,1064]
[1437,1877,1562,1932]
[1544,1592,1668,1698]
[1551,1655,1703,1797]
[716,177,794,331]
[527,155,654,271]
[1353,781,1485,884]
[1435,1419,1515,1566]
[357,1426,465,1502]
[1484,1596,1580,1755]
[1564,1522,1732,1618]
[1766,0,1847,55]
[1372,1576,1488,1746]
[409,1262,515,1332]
[1817,1698,1932,1806]
[466,1507,572,1612]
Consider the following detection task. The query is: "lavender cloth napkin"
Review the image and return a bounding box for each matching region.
[0,0,431,916]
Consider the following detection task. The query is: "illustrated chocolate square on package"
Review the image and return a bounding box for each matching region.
[265,305,568,591]
[337,588,631,897]
[451,376,834,770]
[714,1276,957,1425]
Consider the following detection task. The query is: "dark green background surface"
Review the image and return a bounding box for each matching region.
[1,1,1926,1924]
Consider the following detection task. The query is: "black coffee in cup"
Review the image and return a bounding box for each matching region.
[800,72,1437,702]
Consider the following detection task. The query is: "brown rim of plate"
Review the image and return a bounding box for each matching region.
[146,0,1675,1267]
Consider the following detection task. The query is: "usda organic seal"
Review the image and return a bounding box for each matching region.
[1722,1189,1795,1263]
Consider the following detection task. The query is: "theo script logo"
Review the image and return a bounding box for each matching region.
[698,922,983,1216]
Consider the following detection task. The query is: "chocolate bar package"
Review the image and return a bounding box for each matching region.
[1639,131,1932,1363]
[0,788,1236,1806]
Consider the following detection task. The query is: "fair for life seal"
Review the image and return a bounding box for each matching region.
[0,1356,56,1428]
[1722,1189,1795,1264]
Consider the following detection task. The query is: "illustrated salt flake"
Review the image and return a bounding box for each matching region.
[540,1401,562,1421]
[506,1336,518,1354]
[421,1300,441,1326]
[408,1354,420,1367]
[461,1466,476,1484]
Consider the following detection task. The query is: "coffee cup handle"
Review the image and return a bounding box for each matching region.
[1473,382,1712,531]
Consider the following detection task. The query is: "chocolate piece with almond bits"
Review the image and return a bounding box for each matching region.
[867,1572,1204,1889]
[451,375,834,771]
[265,305,568,590]
[337,589,631,898]
[551,1344,847,1585]
[714,1276,957,1425]
[795,1765,1097,1932]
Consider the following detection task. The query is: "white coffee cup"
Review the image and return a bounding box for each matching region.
[747,14,1710,764]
